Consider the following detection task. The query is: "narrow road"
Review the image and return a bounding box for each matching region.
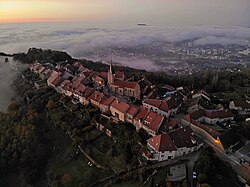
[203,138,250,182]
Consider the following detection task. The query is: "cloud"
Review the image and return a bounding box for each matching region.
[0,23,249,70]
[0,57,25,111]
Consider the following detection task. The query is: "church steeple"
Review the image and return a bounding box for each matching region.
[108,59,114,85]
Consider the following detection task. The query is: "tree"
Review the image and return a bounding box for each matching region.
[47,99,55,110]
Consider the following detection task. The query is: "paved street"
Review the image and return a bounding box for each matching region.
[202,138,250,182]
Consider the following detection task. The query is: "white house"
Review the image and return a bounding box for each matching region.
[143,133,177,161]
[168,126,202,157]
[143,126,202,161]
[203,110,233,124]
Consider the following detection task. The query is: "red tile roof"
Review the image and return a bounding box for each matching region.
[99,72,108,80]
[205,110,233,119]
[167,119,178,130]
[100,95,116,106]
[72,74,86,82]
[47,74,60,85]
[143,99,169,112]
[192,119,220,138]
[112,80,138,89]
[110,99,130,113]
[233,101,250,109]
[82,71,92,77]
[127,106,139,117]
[75,84,87,95]
[190,109,205,120]
[144,111,164,132]
[51,77,64,87]
[58,79,70,88]
[82,87,95,98]
[89,91,105,103]
[182,114,191,122]
[169,126,197,148]
[148,134,177,152]
[115,71,125,79]
[134,107,149,121]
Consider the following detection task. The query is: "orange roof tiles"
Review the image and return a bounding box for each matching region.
[112,80,138,89]
[134,107,149,121]
[205,110,233,119]
[89,91,105,103]
[144,111,164,132]
[144,99,169,112]
[100,95,116,106]
[169,126,196,148]
[148,134,177,152]
[127,106,139,117]
[110,99,130,113]
[82,87,95,98]
[75,84,87,95]
[115,71,125,79]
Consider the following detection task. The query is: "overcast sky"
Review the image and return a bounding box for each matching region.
[0,0,249,26]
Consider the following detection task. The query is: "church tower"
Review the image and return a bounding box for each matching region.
[108,60,114,86]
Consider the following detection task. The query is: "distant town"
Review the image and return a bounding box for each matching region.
[83,40,250,75]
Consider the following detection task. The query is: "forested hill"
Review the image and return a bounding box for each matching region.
[0,52,12,57]
[13,48,75,64]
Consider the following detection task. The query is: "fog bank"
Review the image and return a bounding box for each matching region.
[0,56,23,111]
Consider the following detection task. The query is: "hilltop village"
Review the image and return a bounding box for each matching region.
[15,57,249,187]
[29,59,250,164]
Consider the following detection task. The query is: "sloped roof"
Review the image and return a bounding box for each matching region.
[148,134,177,152]
[99,72,108,79]
[169,126,197,148]
[75,84,87,95]
[89,91,105,103]
[190,109,205,120]
[110,99,130,113]
[167,119,178,130]
[143,99,169,112]
[127,106,139,117]
[112,80,138,89]
[191,119,221,138]
[100,95,116,106]
[233,101,250,109]
[205,110,233,119]
[115,71,125,79]
[82,87,95,98]
[144,111,164,132]
[134,106,149,121]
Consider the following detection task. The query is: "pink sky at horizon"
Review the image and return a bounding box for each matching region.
[0,0,249,26]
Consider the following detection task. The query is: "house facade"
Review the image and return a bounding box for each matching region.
[144,134,177,161]
[110,99,130,122]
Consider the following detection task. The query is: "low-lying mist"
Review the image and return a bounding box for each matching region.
[0,23,249,71]
[0,56,25,112]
